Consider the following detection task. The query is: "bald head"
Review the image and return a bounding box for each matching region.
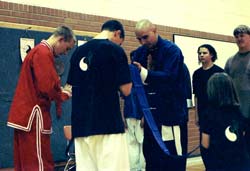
[135,19,156,32]
[135,19,158,48]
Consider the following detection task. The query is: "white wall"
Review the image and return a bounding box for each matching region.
[174,35,237,76]
[3,0,250,36]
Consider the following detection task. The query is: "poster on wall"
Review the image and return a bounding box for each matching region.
[20,38,35,62]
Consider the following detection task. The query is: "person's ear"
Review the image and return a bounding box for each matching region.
[115,30,121,38]
[152,27,157,34]
[58,36,64,42]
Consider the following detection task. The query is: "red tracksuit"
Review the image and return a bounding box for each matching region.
[7,41,68,171]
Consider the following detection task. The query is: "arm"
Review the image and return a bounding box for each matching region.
[32,49,63,102]
[224,57,232,74]
[114,47,132,96]
[133,46,183,84]
[32,48,69,117]
[120,97,128,129]
[119,83,132,97]
[201,109,214,149]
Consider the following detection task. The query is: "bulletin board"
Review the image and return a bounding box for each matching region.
[173,34,238,105]
[0,24,94,168]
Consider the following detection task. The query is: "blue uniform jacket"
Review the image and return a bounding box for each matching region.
[132,36,187,125]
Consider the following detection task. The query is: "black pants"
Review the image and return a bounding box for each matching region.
[143,122,187,171]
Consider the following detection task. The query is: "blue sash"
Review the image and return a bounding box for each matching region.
[129,64,198,158]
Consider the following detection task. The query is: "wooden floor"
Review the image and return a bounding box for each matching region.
[186,156,205,171]
[0,156,205,171]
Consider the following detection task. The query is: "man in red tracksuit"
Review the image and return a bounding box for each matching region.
[7,26,76,171]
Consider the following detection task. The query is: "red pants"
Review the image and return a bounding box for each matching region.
[14,118,54,171]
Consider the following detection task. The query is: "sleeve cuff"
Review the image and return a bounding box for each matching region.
[140,67,148,84]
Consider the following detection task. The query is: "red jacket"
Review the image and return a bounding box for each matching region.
[7,41,68,133]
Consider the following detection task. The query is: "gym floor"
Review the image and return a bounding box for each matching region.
[0,156,205,171]
[186,156,205,171]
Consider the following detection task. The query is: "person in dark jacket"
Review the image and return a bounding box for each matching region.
[132,19,187,171]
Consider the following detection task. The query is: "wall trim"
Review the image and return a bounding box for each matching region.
[0,21,97,37]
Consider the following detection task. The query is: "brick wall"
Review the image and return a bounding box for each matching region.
[188,108,200,156]
[0,0,234,157]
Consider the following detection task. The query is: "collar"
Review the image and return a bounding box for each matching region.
[41,40,53,53]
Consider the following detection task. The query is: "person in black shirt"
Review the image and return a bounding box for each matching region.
[201,73,250,171]
[193,44,224,127]
[67,20,132,171]
[192,44,224,167]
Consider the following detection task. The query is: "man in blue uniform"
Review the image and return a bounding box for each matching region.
[132,19,187,171]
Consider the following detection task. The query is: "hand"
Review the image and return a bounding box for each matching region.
[133,61,142,72]
[61,92,70,101]
[63,84,72,92]
[61,84,72,97]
